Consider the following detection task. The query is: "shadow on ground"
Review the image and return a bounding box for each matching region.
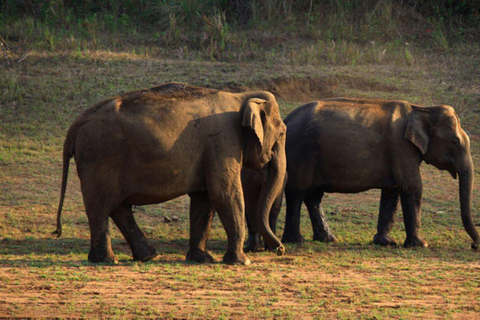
[0,237,238,267]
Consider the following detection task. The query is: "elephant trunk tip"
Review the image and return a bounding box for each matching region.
[52,227,62,238]
[471,242,479,251]
[275,245,285,256]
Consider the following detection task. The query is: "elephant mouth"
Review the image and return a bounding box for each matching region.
[260,153,272,166]
[448,168,457,179]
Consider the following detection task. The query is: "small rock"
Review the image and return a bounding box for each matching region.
[164,216,172,223]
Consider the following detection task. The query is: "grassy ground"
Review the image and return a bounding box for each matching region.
[1,31,480,317]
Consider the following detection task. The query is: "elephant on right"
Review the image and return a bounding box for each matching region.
[282,98,480,249]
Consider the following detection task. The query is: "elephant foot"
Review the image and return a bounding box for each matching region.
[404,236,428,248]
[186,248,215,264]
[88,250,118,264]
[313,232,337,243]
[132,244,158,262]
[281,232,305,244]
[373,233,397,247]
[223,251,251,265]
[245,243,263,253]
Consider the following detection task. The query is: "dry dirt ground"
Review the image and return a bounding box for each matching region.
[1,165,479,318]
[0,260,479,318]
[1,245,479,318]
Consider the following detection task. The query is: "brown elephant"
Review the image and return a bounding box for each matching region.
[53,83,286,265]
[281,98,479,249]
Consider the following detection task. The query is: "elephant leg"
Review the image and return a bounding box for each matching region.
[208,177,249,265]
[373,187,400,246]
[400,192,428,248]
[245,191,262,253]
[186,191,215,263]
[304,190,337,243]
[110,204,158,262]
[282,187,306,243]
[85,202,116,263]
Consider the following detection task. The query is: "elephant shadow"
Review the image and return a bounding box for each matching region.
[0,237,474,267]
[0,237,231,267]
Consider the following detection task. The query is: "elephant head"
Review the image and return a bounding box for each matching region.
[242,93,287,254]
[405,105,480,249]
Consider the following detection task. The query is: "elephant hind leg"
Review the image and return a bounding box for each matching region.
[85,201,117,263]
[304,190,337,243]
[244,189,262,253]
[373,187,400,247]
[186,191,215,263]
[110,204,158,262]
[282,187,306,243]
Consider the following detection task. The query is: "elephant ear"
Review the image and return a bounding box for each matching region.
[405,107,431,155]
[242,98,266,147]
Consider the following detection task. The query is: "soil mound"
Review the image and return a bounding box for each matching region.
[223,76,399,102]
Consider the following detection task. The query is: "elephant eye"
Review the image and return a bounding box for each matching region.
[452,136,461,146]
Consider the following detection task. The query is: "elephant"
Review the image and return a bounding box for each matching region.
[242,167,285,252]
[53,83,287,265]
[280,98,479,250]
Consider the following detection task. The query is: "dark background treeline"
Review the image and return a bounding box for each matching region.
[2,1,479,25]
[2,1,479,37]
[1,0,479,61]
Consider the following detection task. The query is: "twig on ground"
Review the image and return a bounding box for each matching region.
[17,53,30,64]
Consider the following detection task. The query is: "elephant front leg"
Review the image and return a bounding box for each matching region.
[209,180,250,265]
[400,191,428,248]
[186,191,215,263]
[373,188,400,246]
[282,188,306,243]
[110,204,158,262]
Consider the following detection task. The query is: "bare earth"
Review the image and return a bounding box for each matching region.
[1,253,479,318]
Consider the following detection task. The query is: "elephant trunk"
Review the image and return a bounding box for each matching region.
[256,140,286,255]
[458,156,480,250]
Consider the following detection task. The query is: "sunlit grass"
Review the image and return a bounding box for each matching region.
[1,24,480,317]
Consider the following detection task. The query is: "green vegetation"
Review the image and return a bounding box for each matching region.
[2,1,479,62]
[1,0,480,318]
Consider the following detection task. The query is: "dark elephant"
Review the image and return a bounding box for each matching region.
[281,98,479,249]
[53,83,286,265]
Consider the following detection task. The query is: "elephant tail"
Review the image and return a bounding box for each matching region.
[52,127,75,238]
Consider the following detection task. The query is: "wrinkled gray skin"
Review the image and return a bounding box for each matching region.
[281,98,479,250]
[53,83,287,265]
